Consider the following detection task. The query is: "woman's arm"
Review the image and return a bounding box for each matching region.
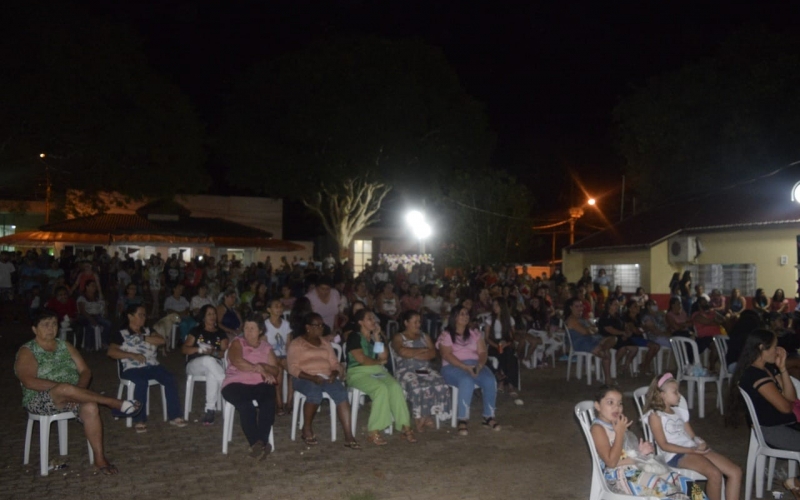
[107,343,146,363]
[181,333,202,356]
[590,424,626,468]
[349,347,386,366]
[15,349,63,392]
[144,332,165,346]
[391,334,436,361]
[439,344,477,373]
[566,317,595,336]
[65,342,92,389]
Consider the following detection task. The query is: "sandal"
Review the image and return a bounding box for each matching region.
[785,478,800,500]
[134,423,147,433]
[366,432,388,446]
[509,391,519,398]
[457,420,468,436]
[169,418,188,428]
[401,429,417,443]
[276,407,287,417]
[343,440,362,450]
[95,463,119,475]
[482,417,501,431]
[301,434,318,446]
[112,400,142,418]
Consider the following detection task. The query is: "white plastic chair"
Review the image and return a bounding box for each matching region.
[115,361,167,427]
[386,320,399,337]
[169,324,178,351]
[574,401,661,500]
[712,336,734,412]
[291,389,337,442]
[184,355,224,420]
[221,397,275,454]
[565,328,602,385]
[739,387,800,500]
[348,386,394,437]
[388,342,447,429]
[81,324,102,351]
[24,411,94,476]
[670,337,722,418]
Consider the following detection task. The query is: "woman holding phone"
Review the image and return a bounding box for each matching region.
[345,309,414,445]
[392,310,452,433]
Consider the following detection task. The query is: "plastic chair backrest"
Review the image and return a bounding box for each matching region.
[670,337,700,375]
[713,336,730,377]
[574,401,606,500]
[387,343,398,375]
[792,376,800,394]
[331,342,342,361]
[632,386,653,442]
[739,387,768,448]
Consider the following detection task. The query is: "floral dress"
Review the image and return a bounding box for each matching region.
[393,332,452,421]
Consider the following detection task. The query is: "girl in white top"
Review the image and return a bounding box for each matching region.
[264,298,292,415]
[644,373,741,500]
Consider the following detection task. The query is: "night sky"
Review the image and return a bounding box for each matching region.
[72,1,800,223]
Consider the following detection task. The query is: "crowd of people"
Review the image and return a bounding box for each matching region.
[10,249,800,499]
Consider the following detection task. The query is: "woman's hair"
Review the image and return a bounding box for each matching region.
[289,296,313,334]
[593,385,621,403]
[400,309,420,330]
[121,303,146,329]
[32,308,59,327]
[443,305,470,344]
[603,298,619,316]
[243,312,267,334]
[773,289,785,301]
[353,307,372,327]
[643,373,678,413]
[755,288,766,300]
[624,299,638,320]
[668,296,681,309]
[727,328,777,426]
[490,298,514,341]
[197,304,216,325]
[563,297,580,320]
[222,288,237,299]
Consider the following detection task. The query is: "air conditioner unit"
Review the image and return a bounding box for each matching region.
[668,236,697,264]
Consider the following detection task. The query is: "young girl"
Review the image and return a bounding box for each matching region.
[591,387,690,498]
[644,373,741,500]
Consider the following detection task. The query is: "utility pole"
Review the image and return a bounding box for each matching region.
[40,153,51,223]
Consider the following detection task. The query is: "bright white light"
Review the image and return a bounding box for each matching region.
[792,182,800,203]
[39,153,46,158]
[405,210,432,240]
[587,198,596,206]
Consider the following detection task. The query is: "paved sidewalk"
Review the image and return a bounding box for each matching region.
[1,325,755,500]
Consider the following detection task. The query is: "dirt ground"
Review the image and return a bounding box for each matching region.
[0,320,773,500]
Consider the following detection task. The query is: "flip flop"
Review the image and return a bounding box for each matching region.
[301,434,318,446]
[134,423,147,433]
[112,400,142,418]
[343,440,361,450]
[482,417,501,431]
[169,418,188,428]
[96,464,119,475]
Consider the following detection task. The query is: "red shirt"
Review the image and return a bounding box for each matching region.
[692,310,721,338]
[46,297,78,320]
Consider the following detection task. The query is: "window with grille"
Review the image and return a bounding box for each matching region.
[684,264,757,296]
[589,264,641,294]
[353,240,372,274]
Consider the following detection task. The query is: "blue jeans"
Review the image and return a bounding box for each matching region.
[292,377,349,405]
[121,364,181,423]
[440,360,496,421]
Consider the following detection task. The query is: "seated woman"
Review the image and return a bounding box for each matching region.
[107,304,188,433]
[222,313,279,459]
[564,297,616,383]
[623,300,660,374]
[730,329,800,496]
[391,310,452,432]
[665,297,693,338]
[15,309,141,475]
[77,279,112,349]
[727,288,746,321]
[265,298,292,415]
[437,305,500,436]
[374,282,400,332]
[117,282,143,319]
[483,298,522,399]
[182,304,228,425]
[598,299,638,375]
[217,288,242,339]
[287,313,359,448]
[753,288,770,317]
[640,299,672,350]
[346,309,415,445]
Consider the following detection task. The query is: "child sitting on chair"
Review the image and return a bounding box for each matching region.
[592,386,692,498]
[644,373,741,500]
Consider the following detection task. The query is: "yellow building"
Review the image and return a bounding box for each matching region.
[563,167,800,307]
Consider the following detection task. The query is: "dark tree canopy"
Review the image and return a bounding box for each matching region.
[613,29,800,207]
[217,37,494,199]
[0,2,208,207]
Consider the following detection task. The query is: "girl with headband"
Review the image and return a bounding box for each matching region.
[644,373,741,500]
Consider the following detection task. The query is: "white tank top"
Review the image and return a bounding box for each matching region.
[646,406,696,461]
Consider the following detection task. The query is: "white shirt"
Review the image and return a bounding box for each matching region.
[191,295,214,311]
[485,315,515,340]
[265,318,292,357]
[645,406,696,462]
[423,295,443,314]
[164,295,190,313]
[0,261,15,288]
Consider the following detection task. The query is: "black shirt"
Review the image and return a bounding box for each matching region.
[186,326,227,363]
[739,365,796,427]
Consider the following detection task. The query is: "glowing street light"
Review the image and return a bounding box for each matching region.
[39,153,46,158]
[405,210,432,253]
[587,198,596,206]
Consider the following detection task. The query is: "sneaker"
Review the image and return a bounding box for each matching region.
[202,409,215,426]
